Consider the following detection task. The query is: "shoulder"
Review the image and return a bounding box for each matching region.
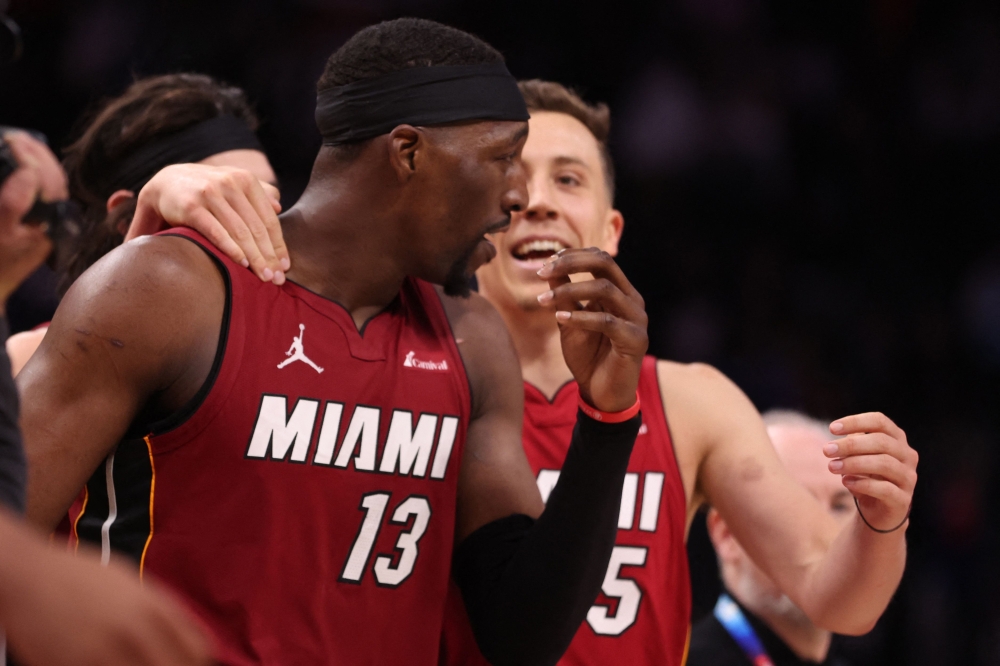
[434,287,521,418]
[655,359,758,428]
[5,328,47,377]
[686,613,743,666]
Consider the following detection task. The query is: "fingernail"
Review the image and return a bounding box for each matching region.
[843,476,857,485]
[273,270,286,286]
[537,290,554,304]
[830,421,844,433]
[829,460,844,471]
[240,258,250,268]
[280,257,291,271]
[823,443,839,456]
[262,267,274,281]
[555,311,571,321]
[536,265,551,277]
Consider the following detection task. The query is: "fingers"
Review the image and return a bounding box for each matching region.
[3,131,68,202]
[830,411,905,440]
[537,247,643,306]
[553,309,648,357]
[842,475,911,509]
[828,452,917,492]
[823,431,917,466]
[537,276,644,322]
[221,178,284,284]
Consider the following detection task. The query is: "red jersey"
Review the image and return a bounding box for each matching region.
[441,356,690,666]
[74,230,471,665]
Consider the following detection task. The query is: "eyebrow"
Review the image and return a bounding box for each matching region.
[510,125,529,146]
[552,155,590,170]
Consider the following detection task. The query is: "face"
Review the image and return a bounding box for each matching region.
[475,111,622,311]
[405,120,529,297]
[710,422,855,621]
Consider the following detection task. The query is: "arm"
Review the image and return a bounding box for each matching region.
[661,361,913,634]
[445,249,648,666]
[0,508,211,665]
[18,235,225,530]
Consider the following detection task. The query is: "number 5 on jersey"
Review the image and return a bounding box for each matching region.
[340,492,432,586]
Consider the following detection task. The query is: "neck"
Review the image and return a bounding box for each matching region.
[280,165,407,330]
[726,583,832,663]
[492,300,572,396]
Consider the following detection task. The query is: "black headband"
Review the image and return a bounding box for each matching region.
[101,114,263,195]
[315,62,529,145]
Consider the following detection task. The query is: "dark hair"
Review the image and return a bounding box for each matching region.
[60,73,259,292]
[316,18,503,162]
[518,79,616,203]
[317,18,503,91]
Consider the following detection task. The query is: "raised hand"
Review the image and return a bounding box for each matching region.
[0,131,64,306]
[824,412,918,532]
[536,248,648,413]
[129,163,288,284]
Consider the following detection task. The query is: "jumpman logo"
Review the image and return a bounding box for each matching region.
[277,324,324,373]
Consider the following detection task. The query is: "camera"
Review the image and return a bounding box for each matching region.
[0,128,80,242]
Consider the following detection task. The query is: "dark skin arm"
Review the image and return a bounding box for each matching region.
[18,235,224,530]
[446,247,648,543]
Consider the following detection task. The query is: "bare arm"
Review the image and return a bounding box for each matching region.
[661,361,911,634]
[18,236,224,530]
[0,508,211,665]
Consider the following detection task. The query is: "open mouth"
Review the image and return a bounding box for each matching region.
[511,239,569,262]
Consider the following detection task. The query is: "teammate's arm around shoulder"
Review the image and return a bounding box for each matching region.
[660,360,914,634]
[18,235,226,530]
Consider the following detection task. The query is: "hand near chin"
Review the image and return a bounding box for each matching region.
[824,412,918,532]
[536,248,648,413]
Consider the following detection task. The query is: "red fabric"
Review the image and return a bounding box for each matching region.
[142,229,471,665]
[441,356,691,666]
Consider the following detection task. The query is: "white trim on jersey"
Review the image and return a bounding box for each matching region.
[100,453,117,566]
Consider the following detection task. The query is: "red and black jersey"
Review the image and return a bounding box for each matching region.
[74,229,471,665]
[441,355,691,666]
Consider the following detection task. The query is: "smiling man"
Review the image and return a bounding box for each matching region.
[440,79,918,665]
[17,23,649,666]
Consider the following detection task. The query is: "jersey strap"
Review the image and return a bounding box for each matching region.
[713,593,776,666]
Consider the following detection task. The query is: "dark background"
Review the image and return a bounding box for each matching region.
[3,0,999,663]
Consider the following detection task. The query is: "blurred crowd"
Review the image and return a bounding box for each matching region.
[2,0,997,663]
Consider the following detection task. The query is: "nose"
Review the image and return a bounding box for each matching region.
[501,159,528,215]
[523,173,558,223]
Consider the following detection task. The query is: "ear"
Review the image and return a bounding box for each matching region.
[106,189,135,213]
[706,507,742,564]
[387,125,422,182]
[603,207,624,257]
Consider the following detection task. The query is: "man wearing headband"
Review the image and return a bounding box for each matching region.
[18,18,647,666]
[6,73,281,377]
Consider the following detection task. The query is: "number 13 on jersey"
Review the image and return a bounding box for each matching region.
[340,492,432,586]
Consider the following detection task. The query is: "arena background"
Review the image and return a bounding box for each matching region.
[2,0,998,663]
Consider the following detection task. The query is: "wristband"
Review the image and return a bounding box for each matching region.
[578,391,641,424]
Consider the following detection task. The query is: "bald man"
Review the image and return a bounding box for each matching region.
[689,410,862,666]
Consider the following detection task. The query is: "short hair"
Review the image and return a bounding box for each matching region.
[760,409,829,438]
[317,18,503,91]
[60,73,258,292]
[315,18,503,161]
[518,79,615,203]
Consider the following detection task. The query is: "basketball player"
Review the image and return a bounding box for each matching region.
[139,79,918,666]
[5,73,282,377]
[687,410,861,666]
[18,20,647,666]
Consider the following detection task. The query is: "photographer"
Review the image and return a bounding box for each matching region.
[0,130,210,666]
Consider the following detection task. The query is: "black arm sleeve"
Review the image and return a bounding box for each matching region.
[453,410,640,666]
[0,317,26,513]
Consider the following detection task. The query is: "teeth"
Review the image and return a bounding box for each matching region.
[513,239,568,257]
